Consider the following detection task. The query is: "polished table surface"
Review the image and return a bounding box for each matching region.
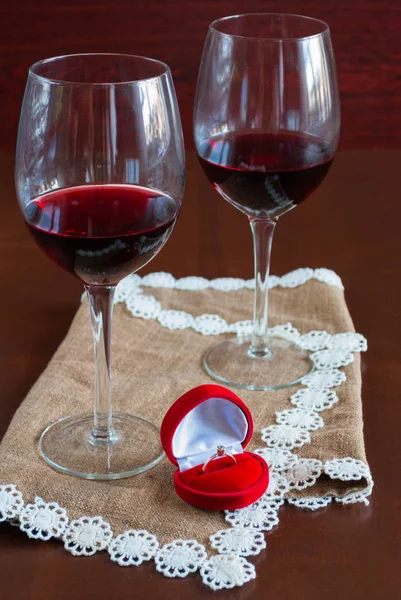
[1,0,401,598]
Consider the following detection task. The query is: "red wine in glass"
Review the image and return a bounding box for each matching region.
[194,14,340,390]
[16,53,185,479]
[25,184,179,286]
[198,131,333,219]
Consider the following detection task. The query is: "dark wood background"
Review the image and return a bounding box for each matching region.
[1,1,400,599]
[1,0,401,152]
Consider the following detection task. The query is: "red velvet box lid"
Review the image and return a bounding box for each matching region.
[160,384,269,510]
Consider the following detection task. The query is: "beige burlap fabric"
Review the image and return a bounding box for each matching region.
[0,278,370,545]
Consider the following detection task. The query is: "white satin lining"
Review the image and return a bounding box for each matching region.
[172,397,248,471]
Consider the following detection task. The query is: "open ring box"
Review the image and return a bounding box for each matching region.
[160,384,269,510]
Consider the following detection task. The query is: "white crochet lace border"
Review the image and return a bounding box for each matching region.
[0,268,372,591]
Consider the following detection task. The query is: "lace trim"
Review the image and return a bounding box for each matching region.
[120,268,344,293]
[2,269,372,591]
[111,268,344,336]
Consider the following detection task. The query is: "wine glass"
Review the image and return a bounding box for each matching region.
[16,54,185,479]
[194,14,340,391]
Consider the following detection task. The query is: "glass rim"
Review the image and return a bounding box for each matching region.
[28,53,171,86]
[209,13,330,42]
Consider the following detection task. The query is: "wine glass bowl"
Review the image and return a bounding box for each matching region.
[16,54,185,478]
[194,14,340,390]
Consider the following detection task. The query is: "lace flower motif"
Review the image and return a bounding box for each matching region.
[210,528,266,557]
[299,330,332,351]
[234,320,253,337]
[301,368,346,390]
[275,408,324,431]
[200,555,256,590]
[108,529,159,566]
[325,457,370,481]
[126,293,162,320]
[157,310,195,331]
[290,388,339,412]
[288,496,332,511]
[225,499,280,531]
[113,273,142,303]
[261,424,310,449]
[142,272,176,288]
[285,459,323,490]
[63,516,113,556]
[253,447,298,472]
[19,497,68,540]
[193,314,229,336]
[327,332,367,353]
[310,349,354,370]
[154,539,207,578]
[175,275,210,290]
[210,277,247,291]
[0,484,23,522]
[263,471,290,499]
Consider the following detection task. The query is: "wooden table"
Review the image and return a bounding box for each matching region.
[1,1,400,598]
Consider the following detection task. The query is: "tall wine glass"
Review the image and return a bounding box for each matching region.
[194,14,340,391]
[16,54,185,478]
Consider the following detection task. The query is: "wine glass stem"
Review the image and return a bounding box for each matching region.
[249,218,276,358]
[85,285,117,446]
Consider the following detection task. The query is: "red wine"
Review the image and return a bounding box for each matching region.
[25,184,179,285]
[198,132,334,218]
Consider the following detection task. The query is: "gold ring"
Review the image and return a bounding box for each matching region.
[202,445,237,473]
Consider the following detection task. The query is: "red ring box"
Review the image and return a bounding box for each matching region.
[160,384,269,510]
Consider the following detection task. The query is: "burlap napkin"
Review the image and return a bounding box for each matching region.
[0,274,371,546]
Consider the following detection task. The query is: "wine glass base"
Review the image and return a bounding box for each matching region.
[203,336,314,391]
[39,412,164,480]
